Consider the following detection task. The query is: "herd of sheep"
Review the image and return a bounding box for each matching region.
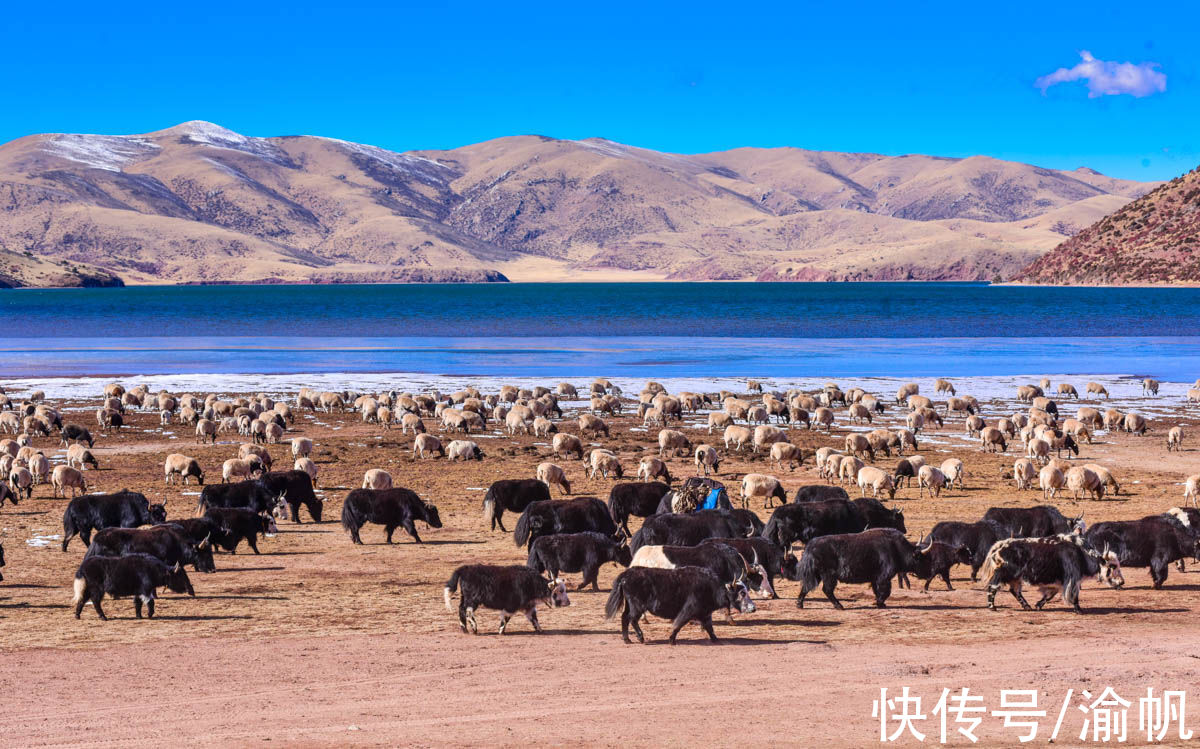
[0,372,1197,630]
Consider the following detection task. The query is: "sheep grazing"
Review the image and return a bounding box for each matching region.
[1058,383,1079,399]
[895,382,919,404]
[964,415,985,438]
[1012,458,1037,490]
[906,411,924,433]
[856,465,896,500]
[587,450,623,479]
[638,457,672,484]
[412,433,444,459]
[847,403,872,424]
[907,395,932,412]
[657,429,692,458]
[1103,409,1125,431]
[1061,418,1092,445]
[294,457,318,487]
[291,437,313,459]
[821,454,846,483]
[8,467,32,500]
[164,454,204,486]
[51,465,87,498]
[505,409,532,435]
[362,469,394,490]
[1026,437,1051,466]
[838,456,864,485]
[1143,378,1160,396]
[533,417,557,438]
[556,382,579,398]
[195,418,218,444]
[1167,426,1184,452]
[537,462,571,495]
[222,457,263,483]
[66,444,98,471]
[27,452,50,485]
[770,442,804,471]
[752,424,787,454]
[813,407,835,431]
[917,465,945,498]
[935,378,955,395]
[1124,412,1148,436]
[1016,384,1043,402]
[578,414,610,438]
[402,413,427,436]
[844,433,874,461]
[694,445,721,476]
[740,473,787,509]
[940,458,965,490]
[1039,465,1065,500]
[1187,388,1200,407]
[1086,382,1110,399]
[1065,466,1105,501]
[1082,463,1120,496]
[979,426,1007,453]
[707,412,733,434]
[552,433,584,461]
[722,425,752,452]
[448,440,485,462]
[1185,475,1200,508]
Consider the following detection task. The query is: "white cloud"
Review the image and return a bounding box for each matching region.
[1036,51,1166,98]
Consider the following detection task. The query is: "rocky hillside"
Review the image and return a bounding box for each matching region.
[0,122,1157,286]
[1015,166,1200,285]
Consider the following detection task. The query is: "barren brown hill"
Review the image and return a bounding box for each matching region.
[0,122,1157,286]
[1016,165,1200,285]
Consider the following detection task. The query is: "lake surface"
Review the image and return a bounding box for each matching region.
[2,282,1199,379]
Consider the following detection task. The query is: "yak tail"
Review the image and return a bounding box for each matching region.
[340,496,360,533]
[483,489,496,527]
[71,575,85,607]
[604,575,627,620]
[443,569,462,611]
[797,549,821,591]
[977,540,1008,584]
[513,506,533,548]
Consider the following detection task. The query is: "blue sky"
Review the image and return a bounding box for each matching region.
[3,1,1195,180]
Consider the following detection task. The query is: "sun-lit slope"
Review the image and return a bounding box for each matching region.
[0,122,1159,285]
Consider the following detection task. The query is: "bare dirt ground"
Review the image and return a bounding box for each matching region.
[2,382,1200,746]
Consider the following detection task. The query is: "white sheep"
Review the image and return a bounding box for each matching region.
[694,445,721,476]
[412,433,444,458]
[1168,426,1184,452]
[638,457,672,483]
[362,469,393,490]
[447,440,485,461]
[294,457,318,487]
[917,465,945,498]
[658,429,692,458]
[537,462,571,495]
[769,442,804,471]
[1012,458,1037,490]
[740,473,786,509]
[164,453,204,485]
[51,465,86,498]
[856,465,896,500]
[1039,465,1065,500]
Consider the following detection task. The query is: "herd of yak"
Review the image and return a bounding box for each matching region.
[0,376,1198,645]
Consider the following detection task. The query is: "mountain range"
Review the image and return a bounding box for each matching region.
[1016,165,1200,285]
[0,121,1159,287]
